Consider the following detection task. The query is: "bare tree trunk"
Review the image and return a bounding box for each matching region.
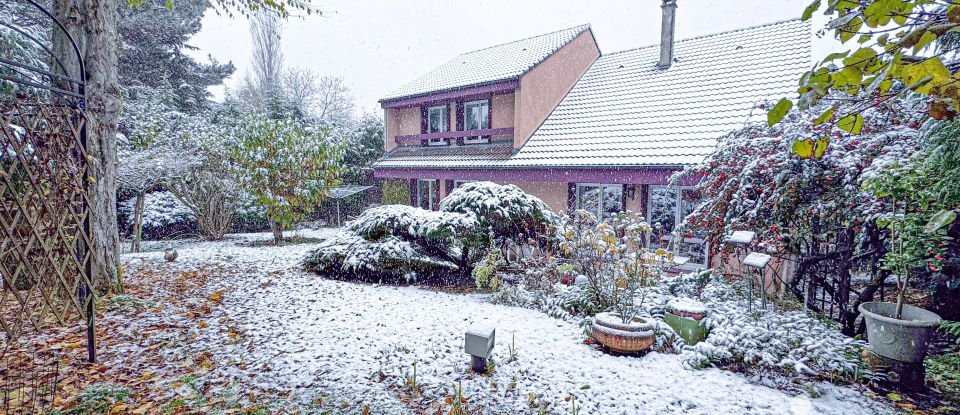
[131,191,144,253]
[54,0,122,291]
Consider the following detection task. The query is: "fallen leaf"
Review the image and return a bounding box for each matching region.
[209,290,225,303]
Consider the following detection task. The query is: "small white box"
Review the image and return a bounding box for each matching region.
[464,326,495,359]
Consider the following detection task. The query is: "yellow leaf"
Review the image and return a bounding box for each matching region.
[198,320,209,328]
[814,137,830,160]
[209,290,225,303]
[837,114,865,135]
[887,392,903,402]
[900,57,951,95]
[61,340,83,349]
[792,139,815,159]
[913,31,938,54]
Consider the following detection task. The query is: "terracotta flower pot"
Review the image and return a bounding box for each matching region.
[589,312,655,353]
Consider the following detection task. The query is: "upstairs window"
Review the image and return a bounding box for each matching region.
[463,99,490,144]
[427,105,449,146]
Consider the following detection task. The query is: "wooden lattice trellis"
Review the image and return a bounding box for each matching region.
[0,0,100,365]
[0,100,96,342]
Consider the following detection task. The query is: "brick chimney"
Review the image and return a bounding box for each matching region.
[658,0,677,69]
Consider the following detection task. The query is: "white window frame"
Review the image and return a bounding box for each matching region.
[575,183,623,221]
[647,185,708,269]
[416,179,438,210]
[426,105,449,146]
[462,99,490,145]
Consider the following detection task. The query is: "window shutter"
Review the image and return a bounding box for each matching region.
[444,180,454,197]
[486,98,492,130]
[622,184,628,212]
[640,184,649,219]
[567,183,576,212]
[456,101,464,131]
[420,106,428,134]
[432,180,440,210]
[409,179,417,206]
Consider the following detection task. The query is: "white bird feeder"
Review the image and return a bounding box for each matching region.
[743,251,772,312]
[464,326,495,373]
[727,230,756,245]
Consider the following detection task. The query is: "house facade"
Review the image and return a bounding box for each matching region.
[374,1,812,268]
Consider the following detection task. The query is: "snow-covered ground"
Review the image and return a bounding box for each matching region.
[123,230,893,415]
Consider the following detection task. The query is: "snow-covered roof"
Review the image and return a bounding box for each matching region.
[376,19,811,170]
[380,24,592,102]
[509,19,812,168]
[374,143,515,168]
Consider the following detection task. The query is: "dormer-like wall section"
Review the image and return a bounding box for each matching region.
[514,29,600,148]
[379,26,599,153]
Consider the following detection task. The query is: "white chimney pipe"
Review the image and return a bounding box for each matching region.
[658,0,677,69]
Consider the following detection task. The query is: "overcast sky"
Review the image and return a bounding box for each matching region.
[187,0,836,115]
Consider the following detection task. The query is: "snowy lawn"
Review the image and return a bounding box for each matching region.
[3,230,889,413]
[104,230,895,414]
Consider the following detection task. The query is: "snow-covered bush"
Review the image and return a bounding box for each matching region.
[119,191,195,240]
[347,204,476,243]
[303,205,477,284]
[168,136,247,241]
[651,273,865,381]
[439,181,555,249]
[674,96,925,255]
[227,115,345,245]
[302,231,458,283]
[304,183,560,284]
[673,96,928,333]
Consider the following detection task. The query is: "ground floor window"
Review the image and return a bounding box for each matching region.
[575,183,623,221]
[648,185,707,267]
[416,179,438,210]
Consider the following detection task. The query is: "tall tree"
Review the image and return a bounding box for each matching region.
[312,75,355,126]
[248,11,284,113]
[118,0,234,112]
[54,0,123,290]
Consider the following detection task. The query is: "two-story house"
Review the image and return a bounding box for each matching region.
[373,1,812,268]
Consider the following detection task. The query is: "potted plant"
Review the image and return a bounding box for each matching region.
[589,311,655,353]
[663,297,709,345]
[861,164,946,363]
[569,211,657,353]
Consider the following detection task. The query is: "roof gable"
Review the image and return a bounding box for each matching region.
[381,24,592,102]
